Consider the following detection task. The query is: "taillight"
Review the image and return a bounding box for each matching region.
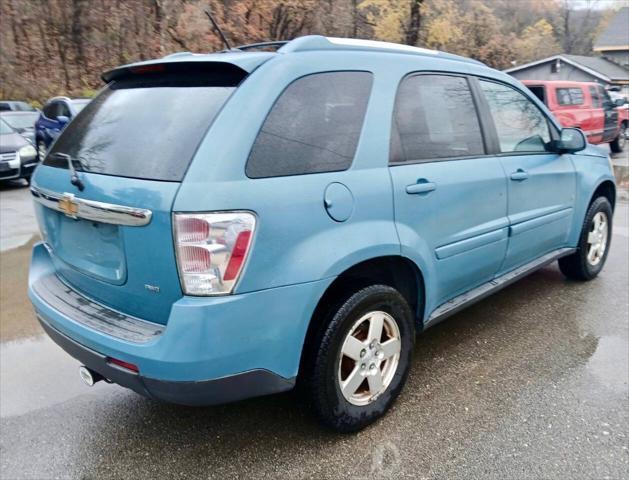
[174,212,256,296]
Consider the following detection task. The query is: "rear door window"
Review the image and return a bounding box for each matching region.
[45,74,238,181]
[246,72,373,178]
[480,80,552,153]
[556,88,584,106]
[390,74,484,163]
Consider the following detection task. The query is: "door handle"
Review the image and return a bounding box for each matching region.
[406,180,436,194]
[510,169,529,181]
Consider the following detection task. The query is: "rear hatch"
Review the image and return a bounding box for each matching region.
[31,59,262,324]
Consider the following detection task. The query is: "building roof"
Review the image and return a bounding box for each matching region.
[594,7,629,51]
[504,54,629,83]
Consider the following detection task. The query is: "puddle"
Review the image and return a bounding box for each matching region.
[613,164,629,190]
[0,235,42,342]
[585,335,629,395]
[0,335,115,418]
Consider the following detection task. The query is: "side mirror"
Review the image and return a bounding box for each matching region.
[614,98,626,107]
[56,115,70,125]
[556,128,586,153]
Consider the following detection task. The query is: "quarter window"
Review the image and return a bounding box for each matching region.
[480,80,552,153]
[246,72,373,178]
[390,74,484,163]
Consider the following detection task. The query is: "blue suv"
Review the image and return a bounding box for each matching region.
[28,37,616,432]
[35,96,90,160]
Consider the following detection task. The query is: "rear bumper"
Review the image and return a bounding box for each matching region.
[29,242,331,405]
[38,314,294,405]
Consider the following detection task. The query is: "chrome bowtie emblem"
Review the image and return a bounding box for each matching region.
[58,193,79,219]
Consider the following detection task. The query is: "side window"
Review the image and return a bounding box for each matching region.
[569,88,584,105]
[556,88,572,106]
[42,102,57,119]
[599,87,613,108]
[246,72,373,178]
[480,80,552,153]
[390,74,484,163]
[59,102,71,117]
[589,86,601,108]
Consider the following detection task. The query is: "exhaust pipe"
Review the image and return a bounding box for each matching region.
[78,366,104,386]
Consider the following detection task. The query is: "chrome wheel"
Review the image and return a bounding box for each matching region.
[620,125,627,149]
[338,310,401,406]
[587,212,609,266]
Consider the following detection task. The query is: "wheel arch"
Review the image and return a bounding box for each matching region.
[297,255,425,377]
[590,179,616,211]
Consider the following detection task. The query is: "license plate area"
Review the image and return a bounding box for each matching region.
[45,211,127,285]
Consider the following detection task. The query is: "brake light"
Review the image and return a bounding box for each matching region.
[174,212,256,295]
[129,64,166,75]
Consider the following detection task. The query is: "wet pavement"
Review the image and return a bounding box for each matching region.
[1,163,628,479]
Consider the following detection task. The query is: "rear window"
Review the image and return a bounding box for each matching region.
[45,73,239,181]
[245,71,373,178]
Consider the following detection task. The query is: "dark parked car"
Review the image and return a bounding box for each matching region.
[0,111,39,145]
[0,100,37,112]
[0,119,38,183]
[35,97,90,160]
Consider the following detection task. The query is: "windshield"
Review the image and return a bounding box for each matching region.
[1,113,38,129]
[46,76,237,181]
[0,119,14,134]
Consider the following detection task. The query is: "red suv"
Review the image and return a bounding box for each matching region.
[523,80,626,153]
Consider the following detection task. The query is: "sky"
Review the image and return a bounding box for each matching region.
[569,0,629,9]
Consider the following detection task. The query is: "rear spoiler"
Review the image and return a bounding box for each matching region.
[101,52,275,84]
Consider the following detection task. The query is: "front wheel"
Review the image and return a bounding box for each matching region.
[559,196,613,280]
[610,123,626,153]
[302,284,415,433]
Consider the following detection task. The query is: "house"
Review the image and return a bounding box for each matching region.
[594,6,629,69]
[505,7,629,97]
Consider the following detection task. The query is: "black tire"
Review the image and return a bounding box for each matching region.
[302,284,415,433]
[559,196,613,281]
[609,123,626,153]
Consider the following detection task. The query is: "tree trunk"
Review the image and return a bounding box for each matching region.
[406,0,423,46]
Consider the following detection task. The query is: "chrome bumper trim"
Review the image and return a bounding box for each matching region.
[30,185,152,226]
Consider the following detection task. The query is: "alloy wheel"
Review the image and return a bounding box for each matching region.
[338,310,401,406]
[586,211,609,266]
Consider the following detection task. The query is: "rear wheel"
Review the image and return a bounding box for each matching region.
[610,123,626,153]
[559,196,612,280]
[302,284,414,432]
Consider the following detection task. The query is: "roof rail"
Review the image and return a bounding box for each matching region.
[278,35,484,65]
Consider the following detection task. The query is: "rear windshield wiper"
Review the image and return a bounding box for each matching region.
[49,152,85,191]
